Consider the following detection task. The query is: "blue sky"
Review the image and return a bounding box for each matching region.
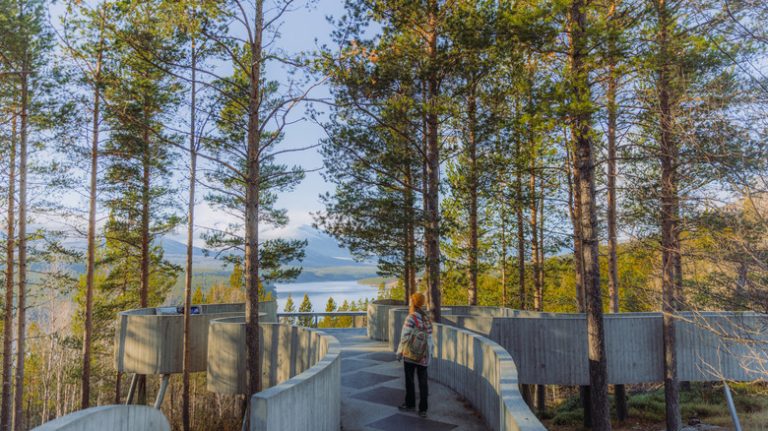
[48,0,350,244]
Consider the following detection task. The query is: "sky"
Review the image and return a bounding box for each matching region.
[48,0,351,246]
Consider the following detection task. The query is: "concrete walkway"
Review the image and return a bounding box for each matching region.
[324,328,490,431]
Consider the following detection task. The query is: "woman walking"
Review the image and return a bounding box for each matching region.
[396,292,433,417]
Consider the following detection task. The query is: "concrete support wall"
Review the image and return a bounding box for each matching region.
[249,335,341,431]
[32,405,170,431]
[367,299,405,341]
[206,320,335,394]
[431,324,545,431]
[444,311,768,385]
[206,319,341,431]
[114,302,276,375]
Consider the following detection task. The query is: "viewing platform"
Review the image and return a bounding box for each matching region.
[33,301,768,431]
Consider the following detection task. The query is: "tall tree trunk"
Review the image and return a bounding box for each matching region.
[1,101,17,431]
[13,59,29,431]
[536,169,546,413]
[566,142,586,312]
[421,80,429,301]
[81,16,105,408]
[467,82,478,306]
[182,37,197,431]
[136,103,152,406]
[570,1,611,429]
[530,150,541,314]
[245,0,265,406]
[404,164,416,302]
[606,0,628,421]
[500,198,507,307]
[424,0,441,322]
[656,1,681,429]
[515,134,526,310]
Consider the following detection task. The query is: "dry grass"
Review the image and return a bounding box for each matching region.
[541,382,768,431]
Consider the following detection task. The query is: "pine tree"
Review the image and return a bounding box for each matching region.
[283,294,296,325]
[320,297,337,328]
[100,1,183,404]
[567,1,611,429]
[298,294,313,327]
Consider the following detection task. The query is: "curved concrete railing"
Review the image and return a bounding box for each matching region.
[443,310,768,385]
[32,405,170,431]
[207,319,341,430]
[367,299,405,341]
[115,301,276,374]
[431,323,545,431]
[386,306,509,350]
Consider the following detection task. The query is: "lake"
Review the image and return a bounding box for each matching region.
[273,280,379,312]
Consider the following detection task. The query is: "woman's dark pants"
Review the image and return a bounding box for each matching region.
[404,361,428,412]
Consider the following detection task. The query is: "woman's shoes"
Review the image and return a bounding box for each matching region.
[397,404,427,417]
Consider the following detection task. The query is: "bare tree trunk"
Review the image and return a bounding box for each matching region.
[500,198,507,307]
[182,37,197,431]
[13,62,30,431]
[55,364,62,418]
[113,372,121,404]
[530,151,541,314]
[467,82,478,306]
[515,131,526,310]
[425,0,441,322]
[570,1,611,429]
[136,105,152,406]
[1,101,17,431]
[656,1,681,429]
[421,81,429,299]
[606,0,627,420]
[404,164,416,302]
[245,0,265,407]
[81,14,105,408]
[566,136,592,427]
[536,169,546,413]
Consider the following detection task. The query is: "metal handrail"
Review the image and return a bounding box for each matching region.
[277,311,366,317]
[277,311,367,328]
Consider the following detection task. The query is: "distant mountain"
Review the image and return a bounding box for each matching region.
[157,225,372,268]
[289,225,374,268]
[60,226,378,283]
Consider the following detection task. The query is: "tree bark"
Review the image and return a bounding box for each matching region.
[404,163,416,302]
[515,130,526,310]
[530,150,541,314]
[499,198,507,307]
[1,100,17,431]
[182,36,197,431]
[570,1,611,429]
[245,0,265,406]
[467,82,478,306]
[136,95,152,406]
[421,80,430,300]
[536,168,546,413]
[13,57,29,431]
[656,1,682,429]
[606,0,628,420]
[424,0,441,322]
[81,12,105,408]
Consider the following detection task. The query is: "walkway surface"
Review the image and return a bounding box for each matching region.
[324,328,490,431]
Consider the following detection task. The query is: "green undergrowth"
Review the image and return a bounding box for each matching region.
[543,382,768,430]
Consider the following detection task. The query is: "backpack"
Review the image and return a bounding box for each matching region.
[402,311,430,362]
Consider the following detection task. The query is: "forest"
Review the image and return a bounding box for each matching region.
[0,0,767,430]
